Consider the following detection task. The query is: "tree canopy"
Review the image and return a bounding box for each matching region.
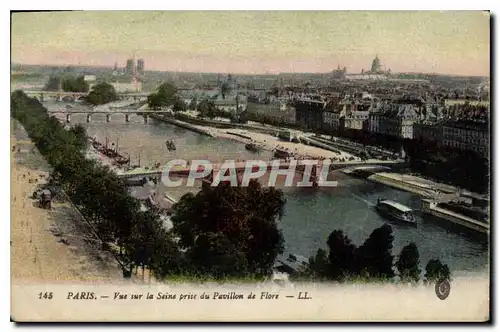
[44,75,61,91]
[326,230,357,280]
[187,98,198,111]
[396,242,421,283]
[11,90,177,280]
[85,82,118,106]
[355,224,395,279]
[62,76,89,93]
[425,259,451,283]
[147,82,179,110]
[302,224,451,284]
[171,180,286,278]
[172,98,187,113]
[197,99,218,119]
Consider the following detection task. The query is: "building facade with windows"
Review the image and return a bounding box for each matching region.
[294,99,326,130]
[413,121,444,143]
[442,120,489,158]
[322,107,345,132]
[344,102,370,131]
[368,102,421,139]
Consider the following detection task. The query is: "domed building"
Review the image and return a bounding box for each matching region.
[367,55,390,75]
[345,55,391,81]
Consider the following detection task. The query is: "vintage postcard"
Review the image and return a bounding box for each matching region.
[10,10,490,322]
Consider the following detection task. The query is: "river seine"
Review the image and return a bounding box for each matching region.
[45,101,489,276]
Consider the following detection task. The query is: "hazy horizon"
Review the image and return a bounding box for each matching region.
[11,11,490,77]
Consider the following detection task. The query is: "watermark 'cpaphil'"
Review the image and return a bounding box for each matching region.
[161,159,339,188]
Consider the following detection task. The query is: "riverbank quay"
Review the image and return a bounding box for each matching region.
[421,199,489,238]
[151,109,281,137]
[148,114,215,137]
[365,172,461,199]
[357,170,489,238]
[11,119,128,283]
[366,172,441,198]
[148,112,353,160]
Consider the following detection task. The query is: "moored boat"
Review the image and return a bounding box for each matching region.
[375,198,417,225]
[245,142,261,153]
[273,147,292,159]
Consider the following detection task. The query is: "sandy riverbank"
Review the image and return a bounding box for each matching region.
[192,124,358,161]
[148,114,361,164]
[10,120,151,284]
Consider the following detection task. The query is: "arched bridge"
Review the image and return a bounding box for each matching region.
[23,90,150,102]
[117,160,407,184]
[47,108,171,123]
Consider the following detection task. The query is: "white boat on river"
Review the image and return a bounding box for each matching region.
[375,198,417,226]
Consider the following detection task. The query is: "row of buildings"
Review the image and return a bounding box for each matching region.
[178,75,248,114]
[294,96,489,158]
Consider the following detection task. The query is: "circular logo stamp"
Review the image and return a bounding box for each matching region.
[435,278,451,300]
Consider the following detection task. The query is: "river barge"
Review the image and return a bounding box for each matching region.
[245,142,262,153]
[375,198,417,226]
[89,137,130,165]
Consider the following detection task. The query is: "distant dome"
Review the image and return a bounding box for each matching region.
[371,55,381,73]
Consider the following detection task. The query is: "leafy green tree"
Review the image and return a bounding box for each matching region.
[62,76,89,93]
[147,82,178,110]
[188,98,197,110]
[171,179,286,277]
[44,76,61,91]
[189,232,248,279]
[424,259,451,283]
[69,124,88,151]
[220,82,230,99]
[172,98,187,113]
[355,224,395,280]
[326,230,357,281]
[304,248,330,280]
[85,82,118,105]
[197,99,217,119]
[149,230,186,280]
[158,82,177,101]
[396,242,421,283]
[147,93,163,110]
[125,208,164,277]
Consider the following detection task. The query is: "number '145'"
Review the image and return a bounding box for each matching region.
[38,292,53,299]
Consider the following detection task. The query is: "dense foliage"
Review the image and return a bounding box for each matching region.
[171,180,286,278]
[424,259,451,283]
[396,242,421,283]
[147,82,185,110]
[11,90,175,278]
[44,75,61,91]
[302,224,451,283]
[62,76,89,93]
[44,75,89,93]
[85,82,118,106]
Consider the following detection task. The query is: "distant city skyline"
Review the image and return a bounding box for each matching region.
[11,11,490,77]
